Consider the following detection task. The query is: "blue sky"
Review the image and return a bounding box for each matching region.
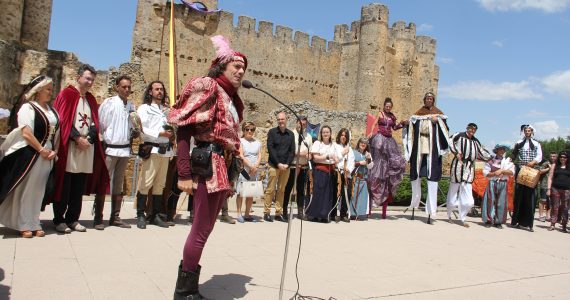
[49,0,570,148]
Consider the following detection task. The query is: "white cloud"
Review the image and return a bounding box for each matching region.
[417,23,433,32]
[492,40,504,47]
[532,120,569,139]
[477,0,570,13]
[524,109,548,118]
[542,70,570,99]
[439,80,543,101]
[438,57,455,64]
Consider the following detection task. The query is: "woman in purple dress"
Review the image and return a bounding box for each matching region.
[367,98,407,219]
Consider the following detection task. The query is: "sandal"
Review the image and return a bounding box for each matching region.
[20,231,33,238]
[548,226,555,231]
[35,230,46,237]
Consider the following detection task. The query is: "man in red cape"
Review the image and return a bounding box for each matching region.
[49,64,109,233]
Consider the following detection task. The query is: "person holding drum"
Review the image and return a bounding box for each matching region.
[511,124,542,232]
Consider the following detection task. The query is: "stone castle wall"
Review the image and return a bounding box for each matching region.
[129,0,439,136]
[0,0,440,193]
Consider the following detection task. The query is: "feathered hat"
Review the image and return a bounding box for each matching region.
[209,35,247,70]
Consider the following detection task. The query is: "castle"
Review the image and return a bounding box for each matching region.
[0,0,438,137]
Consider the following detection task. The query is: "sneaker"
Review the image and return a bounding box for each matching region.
[495,224,503,229]
[55,223,72,233]
[263,214,273,222]
[220,215,236,224]
[69,222,87,232]
[236,215,245,223]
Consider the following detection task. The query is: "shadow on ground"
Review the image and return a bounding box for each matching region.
[0,268,11,299]
[201,273,252,299]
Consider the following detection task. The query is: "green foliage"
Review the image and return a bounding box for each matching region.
[539,137,570,159]
[393,176,450,206]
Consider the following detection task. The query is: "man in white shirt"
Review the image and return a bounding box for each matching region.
[93,75,137,230]
[511,124,543,232]
[283,116,313,220]
[135,81,174,229]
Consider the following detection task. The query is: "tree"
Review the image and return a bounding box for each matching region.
[539,137,570,158]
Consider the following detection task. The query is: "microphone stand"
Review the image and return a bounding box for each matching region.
[242,81,305,300]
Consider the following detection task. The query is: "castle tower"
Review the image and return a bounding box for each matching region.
[0,0,25,43]
[412,36,437,108]
[354,4,389,111]
[21,0,53,51]
[390,21,417,117]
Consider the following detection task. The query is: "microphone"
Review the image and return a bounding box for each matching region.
[243,79,306,300]
[241,80,254,89]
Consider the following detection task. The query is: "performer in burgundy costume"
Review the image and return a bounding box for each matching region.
[169,36,246,300]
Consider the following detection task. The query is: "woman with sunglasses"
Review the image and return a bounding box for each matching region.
[0,75,59,238]
[546,151,570,232]
[236,122,261,222]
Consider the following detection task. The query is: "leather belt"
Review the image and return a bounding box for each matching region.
[106,143,130,149]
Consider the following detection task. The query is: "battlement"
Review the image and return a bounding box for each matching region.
[391,21,416,41]
[211,8,338,53]
[416,36,436,54]
[360,3,389,24]
[333,21,361,44]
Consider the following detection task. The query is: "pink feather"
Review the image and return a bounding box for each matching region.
[210,35,234,59]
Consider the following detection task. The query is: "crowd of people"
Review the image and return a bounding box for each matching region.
[0,35,569,299]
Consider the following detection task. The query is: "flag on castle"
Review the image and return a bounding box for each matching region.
[168,1,222,106]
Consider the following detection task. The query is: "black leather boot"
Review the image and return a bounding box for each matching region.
[136,193,147,229]
[93,194,105,230]
[174,261,203,300]
[152,195,169,228]
[109,195,131,228]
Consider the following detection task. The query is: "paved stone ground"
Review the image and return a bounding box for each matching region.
[1,197,570,299]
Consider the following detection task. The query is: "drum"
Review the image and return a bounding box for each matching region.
[516,165,540,188]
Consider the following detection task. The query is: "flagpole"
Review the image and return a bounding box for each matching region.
[168,0,178,106]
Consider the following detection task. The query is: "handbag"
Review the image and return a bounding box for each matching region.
[241,180,264,198]
[190,146,213,179]
[137,143,152,159]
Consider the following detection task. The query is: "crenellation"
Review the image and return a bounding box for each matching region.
[416,36,436,54]
[237,15,256,35]
[347,21,361,43]
[258,21,274,38]
[311,36,326,51]
[275,25,293,43]
[334,24,348,42]
[391,20,416,41]
[360,3,389,24]
[294,31,310,48]
[217,11,234,32]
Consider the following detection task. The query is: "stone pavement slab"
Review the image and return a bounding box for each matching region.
[1,199,570,299]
